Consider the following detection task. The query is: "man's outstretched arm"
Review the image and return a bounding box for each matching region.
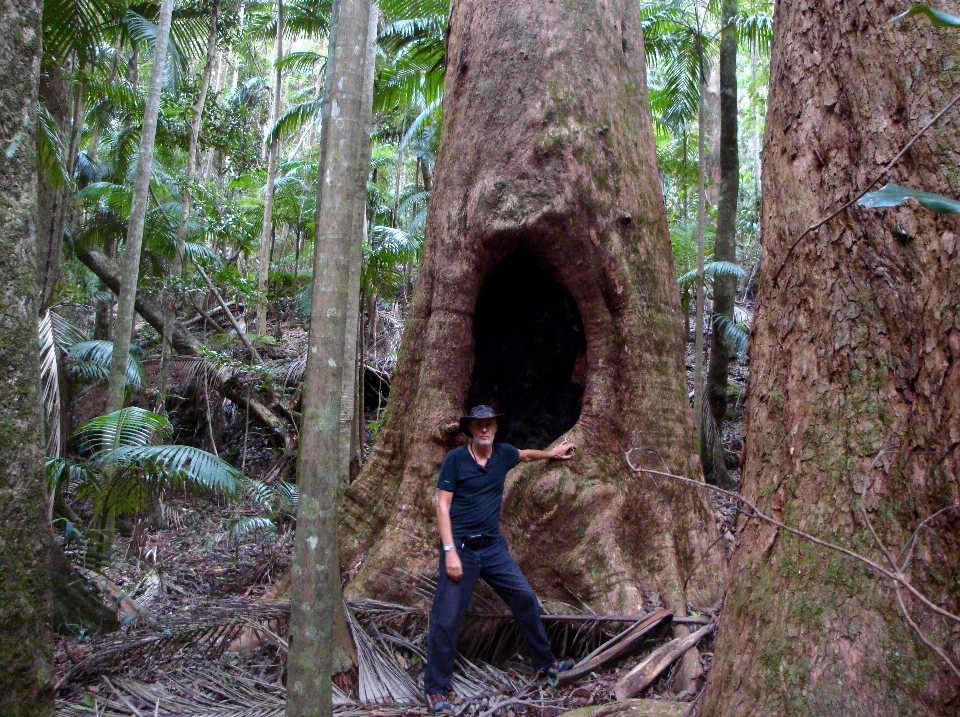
[518,439,576,463]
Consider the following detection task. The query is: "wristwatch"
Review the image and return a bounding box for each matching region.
[442,544,455,553]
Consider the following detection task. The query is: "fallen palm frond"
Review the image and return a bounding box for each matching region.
[57,664,355,717]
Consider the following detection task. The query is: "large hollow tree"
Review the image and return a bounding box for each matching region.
[701,2,960,715]
[339,0,726,677]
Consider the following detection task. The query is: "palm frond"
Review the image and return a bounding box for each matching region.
[230,516,278,542]
[72,407,171,455]
[267,98,323,145]
[104,444,244,493]
[677,260,743,287]
[38,312,64,457]
[712,313,749,360]
[66,340,145,388]
[37,101,70,191]
[43,0,125,66]
[276,50,325,73]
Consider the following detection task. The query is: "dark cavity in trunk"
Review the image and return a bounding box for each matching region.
[468,252,586,449]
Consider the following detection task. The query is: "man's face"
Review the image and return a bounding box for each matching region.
[469,418,497,446]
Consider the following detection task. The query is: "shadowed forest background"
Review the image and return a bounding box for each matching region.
[1,0,959,715]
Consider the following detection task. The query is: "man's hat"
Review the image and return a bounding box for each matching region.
[459,404,506,436]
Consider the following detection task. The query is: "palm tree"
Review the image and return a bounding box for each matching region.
[105,0,177,413]
[256,0,285,337]
[641,0,716,429]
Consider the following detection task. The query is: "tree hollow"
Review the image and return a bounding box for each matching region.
[468,252,585,449]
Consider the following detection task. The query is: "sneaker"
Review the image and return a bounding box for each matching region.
[427,693,452,713]
[536,658,575,686]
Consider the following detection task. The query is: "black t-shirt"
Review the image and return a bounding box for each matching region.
[436,443,521,540]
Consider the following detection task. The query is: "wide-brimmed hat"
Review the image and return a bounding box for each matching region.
[459,405,506,436]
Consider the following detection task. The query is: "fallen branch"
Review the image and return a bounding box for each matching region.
[559,608,672,685]
[184,302,225,331]
[613,622,715,700]
[771,88,960,287]
[193,260,261,364]
[75,244,289,446]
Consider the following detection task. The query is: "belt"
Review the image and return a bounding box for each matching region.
[461,535,497,551]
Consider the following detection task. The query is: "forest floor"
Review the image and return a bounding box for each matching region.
[53,318,746,717]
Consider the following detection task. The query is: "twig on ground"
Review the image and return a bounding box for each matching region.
[476,698,563,717]
[770,89,960,287]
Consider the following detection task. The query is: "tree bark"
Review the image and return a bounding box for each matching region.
[105,0,176,413]
[0,0,55,705]
[703,0,738,488]
[701,2,960,715]
[257,0,284,337]
[340,0,724,638]
[338,2,377,487]
[693,73,707,433]
[285,0,374,711]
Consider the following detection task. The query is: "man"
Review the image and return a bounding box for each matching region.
[424,405,576,713]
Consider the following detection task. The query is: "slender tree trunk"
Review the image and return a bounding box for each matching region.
[338,2,377,489]
[104,0,176,414]
[340,2,725,692]
[693,72,707,431]
[157,0,220,410]
[257,0,284,337]
[703,0,738,488]
[701,1,960,714]
[286,0,374,711]
[36,59,81,312]
[0,0,54,706]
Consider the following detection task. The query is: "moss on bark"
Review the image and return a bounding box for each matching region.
[0,0,54,709]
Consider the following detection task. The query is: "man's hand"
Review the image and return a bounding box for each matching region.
[549,440,576,460]
[445,550,463,582]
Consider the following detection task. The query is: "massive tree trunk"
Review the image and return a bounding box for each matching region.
[286,0,374,711]
[0,0,55,706]
[340,0,724,639]
[703,0,738,489]
[701,2,960,715]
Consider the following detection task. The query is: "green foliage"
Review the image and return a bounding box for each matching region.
[677,260,747,288]
[712,313,749,360]
[50,407,248,547]
[66,340,145,387]
[858,182,960,214]
[891,4,960,27]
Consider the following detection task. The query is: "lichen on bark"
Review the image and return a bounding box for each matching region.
[0,0,55,709]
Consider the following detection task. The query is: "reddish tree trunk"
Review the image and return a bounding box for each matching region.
[701,2,960,714]
[340,0,725,655]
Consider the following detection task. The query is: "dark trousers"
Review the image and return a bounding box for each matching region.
[423,535,555,694]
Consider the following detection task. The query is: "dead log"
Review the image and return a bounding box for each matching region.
[613,622,715,699]
[558,608,672,685]
[52,542,118,635]
[75,244,289,447]
[184,302,226,331]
